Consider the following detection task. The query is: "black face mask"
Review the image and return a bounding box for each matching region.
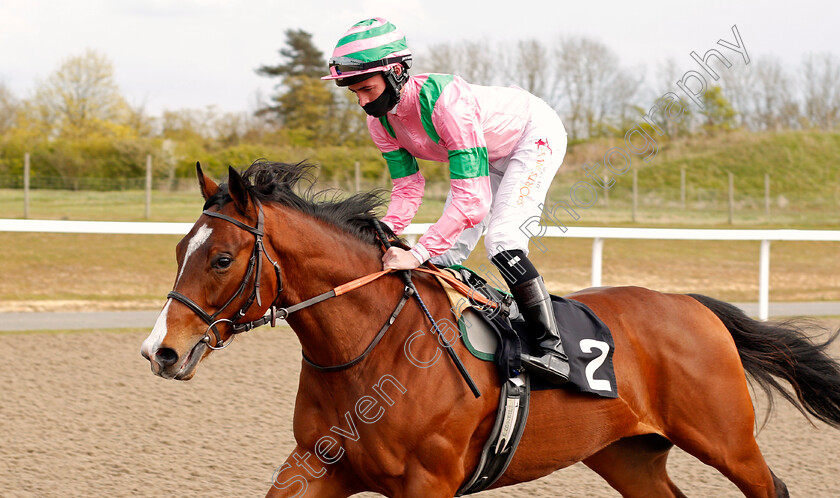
[363,86,399,118]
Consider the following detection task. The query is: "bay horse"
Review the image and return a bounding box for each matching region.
[141,160,840,497]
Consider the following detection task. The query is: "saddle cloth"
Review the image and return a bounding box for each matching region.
[437,267,618,397]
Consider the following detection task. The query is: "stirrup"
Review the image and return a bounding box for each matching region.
[521,351,570,385]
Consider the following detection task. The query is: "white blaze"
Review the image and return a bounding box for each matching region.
[175,224,213,286]
[141,224,212,357]
[141,299,173,356]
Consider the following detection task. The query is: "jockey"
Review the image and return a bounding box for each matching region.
[323,18,570,385]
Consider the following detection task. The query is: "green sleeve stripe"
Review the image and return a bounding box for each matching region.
[418,74,454,144]
[383,149,419,179]
[379,116,396,139]
[448,147,489,180]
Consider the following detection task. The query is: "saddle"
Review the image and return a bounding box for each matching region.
[431,265,618,495]
[436,266,618,395]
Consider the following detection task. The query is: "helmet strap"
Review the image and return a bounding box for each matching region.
[361,65,409,117]
[383,65,409,107]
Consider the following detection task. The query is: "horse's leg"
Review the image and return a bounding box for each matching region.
[265,445,359,498]
[667,425,776,498]
[583,434,686,498]
[655,313,778,497]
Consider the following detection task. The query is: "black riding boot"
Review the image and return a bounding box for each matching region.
[510,276,570,385]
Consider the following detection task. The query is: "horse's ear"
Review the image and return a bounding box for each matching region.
[227,165,250,212]
[196,162,219,200]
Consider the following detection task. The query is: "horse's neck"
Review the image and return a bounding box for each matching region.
[267,209,400,368]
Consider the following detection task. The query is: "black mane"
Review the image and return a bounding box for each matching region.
[204,160,392,246]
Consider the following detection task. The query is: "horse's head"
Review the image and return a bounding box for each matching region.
[141,163,282,380]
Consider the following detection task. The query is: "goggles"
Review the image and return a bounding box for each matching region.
[328,55,412,75]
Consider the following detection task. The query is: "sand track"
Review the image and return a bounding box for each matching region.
[1,328,839,497]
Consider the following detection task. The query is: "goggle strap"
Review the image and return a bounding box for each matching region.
[330,55,412,73]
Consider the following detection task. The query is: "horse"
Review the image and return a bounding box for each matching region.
[141,160,840,497]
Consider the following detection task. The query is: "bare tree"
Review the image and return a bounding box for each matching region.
[554,36,644,139]
[654,57,695,136]
[718,58,756,129]
[420,36,648,139]
[503,39,558,106]
[418,42,457,75]
[801,52,840,129]
[420,40,498,85]
[464,40,499,86]
[748,56,799,131]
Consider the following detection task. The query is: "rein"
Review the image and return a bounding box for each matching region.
[370,220,482,398]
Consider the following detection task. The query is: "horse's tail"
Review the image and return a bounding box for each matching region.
[688,293,840,429]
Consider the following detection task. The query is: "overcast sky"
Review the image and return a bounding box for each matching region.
[1,0,836,116]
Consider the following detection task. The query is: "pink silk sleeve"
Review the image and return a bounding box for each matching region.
[416,176,491,258]
[381,171,425,235]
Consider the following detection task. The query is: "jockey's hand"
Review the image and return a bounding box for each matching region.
[382,247,421,270]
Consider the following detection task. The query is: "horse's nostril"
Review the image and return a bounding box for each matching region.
[156,348,179,367]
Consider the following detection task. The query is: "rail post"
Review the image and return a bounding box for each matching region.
[591,237,604,287]
[759,240,770,321]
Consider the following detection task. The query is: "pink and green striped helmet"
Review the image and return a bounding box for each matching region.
[322,18,412,87]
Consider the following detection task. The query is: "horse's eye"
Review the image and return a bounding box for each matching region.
[213,255,233,270]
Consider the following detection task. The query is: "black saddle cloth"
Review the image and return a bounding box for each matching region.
[453,267,617,397]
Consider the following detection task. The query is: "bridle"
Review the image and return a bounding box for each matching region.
[166,197,409,355]
[167,197,283,350]
[166,197,490,397]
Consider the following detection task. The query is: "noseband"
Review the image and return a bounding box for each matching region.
[167,198,283,350]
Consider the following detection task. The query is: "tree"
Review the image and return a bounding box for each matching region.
[160,108,210,143]
[421,36,646,139]
[256,29,337,144]
[801,52,840,130]
[718,58,756,129]
[0,83,19,135]
[421,40,499,85]
[418,42,456,75]
[554,36,644,139]
[26,49,131,139]
[505,39,556,104]
[655,58,693,137]
[326,90,371,146]
[256,29,325,80]
[125,103,156,139]
[751,56,799,131]
[721,56,802,132]
[274,76,336,144]
[699,86,737,134]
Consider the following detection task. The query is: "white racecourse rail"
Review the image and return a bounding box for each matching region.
[2,219,839,321]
